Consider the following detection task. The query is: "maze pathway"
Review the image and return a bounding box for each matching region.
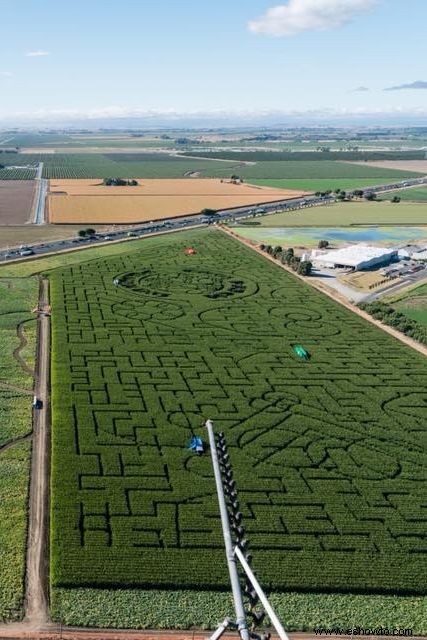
[50,230,427,593]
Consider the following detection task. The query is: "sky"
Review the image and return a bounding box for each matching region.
[0,0,427,126]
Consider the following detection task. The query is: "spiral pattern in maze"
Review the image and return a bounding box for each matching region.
[50,231,427,593]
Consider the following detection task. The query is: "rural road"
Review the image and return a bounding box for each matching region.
[32,163,48,225]
[24,276,50,627]
[0,628,423,640]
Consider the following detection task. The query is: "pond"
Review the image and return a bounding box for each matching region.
[235,225,427,247]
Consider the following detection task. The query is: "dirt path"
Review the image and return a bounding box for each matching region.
[174,154,257,168]
[24,277,50,627]
[0,381,34,395]
[13,318,36,378]
[220,227,427,358]
[0,432,32,454]
[0,628,423,640]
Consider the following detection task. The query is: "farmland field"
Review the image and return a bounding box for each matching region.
[0,153,241,179]
[346,160,427,174]
[0,276,38,622]
[214,160,423,181]
[383,187,427,202]
[51,587,427,632]
[234,226,427,249]
[48,179,305,224]
[0,153,424,183]
[50,229,427,598]
[246,201,427,227]
[390,282,427,327]
[0,164,37,180]
[0,181,35,225]
[181,151,427,163]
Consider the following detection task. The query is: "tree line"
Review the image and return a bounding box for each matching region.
[358,301,427,345]
[103,178,139,186]
[259,244,313,276]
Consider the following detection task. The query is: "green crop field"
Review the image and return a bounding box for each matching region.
[0,276,38,622]
[0,152,422,182]
[383,187,427,202]
[0,163,37,180]
[0,441,31,623]
[51,587,427,632]
[247,201,427,227]
[224,161,422,181]
[389,282,427,327]
[181,151,427,162]
[49,229,427,601]
[0,153,239,179]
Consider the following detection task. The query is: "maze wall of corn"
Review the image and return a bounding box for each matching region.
[49,230,427,594]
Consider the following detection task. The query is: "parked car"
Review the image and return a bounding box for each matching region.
[32,396,42,409]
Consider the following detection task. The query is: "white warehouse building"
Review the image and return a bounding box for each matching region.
[311,245,398,271]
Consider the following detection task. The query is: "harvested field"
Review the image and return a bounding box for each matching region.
[0,181,35,225]
[347,160,427,174]
[48,179,308,224]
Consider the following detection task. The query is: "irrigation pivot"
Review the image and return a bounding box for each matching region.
[205,419,250,640]
[205,419,289,640]
[235,546,289,640]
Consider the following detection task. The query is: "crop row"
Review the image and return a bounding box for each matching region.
[51,586,427,633]
[0,166,37,180]
[180,150,427,162]
[0,153,238,179]
[49,230,427,594]
[1,151,421,181]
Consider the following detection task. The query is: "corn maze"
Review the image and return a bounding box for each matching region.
[50,230,427,594]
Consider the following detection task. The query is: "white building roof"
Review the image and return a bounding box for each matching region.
[312,245,396,268]
[412,250,427,261]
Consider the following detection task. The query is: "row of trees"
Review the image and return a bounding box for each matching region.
[314,188,401,203]
[78,228,96,238]
[259,244,313,276]
[358,301,427,345]
[103,178,139,186]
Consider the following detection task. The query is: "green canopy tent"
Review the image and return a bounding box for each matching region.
[293,345,310,361]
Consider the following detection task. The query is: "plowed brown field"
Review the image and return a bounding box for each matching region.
[48,179,310,224]
[346,160,427,173]
[0,180,36,224]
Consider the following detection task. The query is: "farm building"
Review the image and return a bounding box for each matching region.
[397,244,427,259]
[312,245,398,271]
[411,249,427,261]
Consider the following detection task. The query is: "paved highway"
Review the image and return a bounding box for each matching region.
[33,163,47,225]
[361,175,427,195]
[0,192,335,261]
[1,175,427,263]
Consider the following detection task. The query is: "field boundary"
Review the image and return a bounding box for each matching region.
[24,278,50,627]
[0,626,425,640]
[220,226,427,357]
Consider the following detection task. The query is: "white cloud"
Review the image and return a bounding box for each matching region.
[26,50,50,57]
[385,80,427,91]
[1,105,427,126]
[0,71,13,77]
[353,86,370,92]
[249,0,378,37]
